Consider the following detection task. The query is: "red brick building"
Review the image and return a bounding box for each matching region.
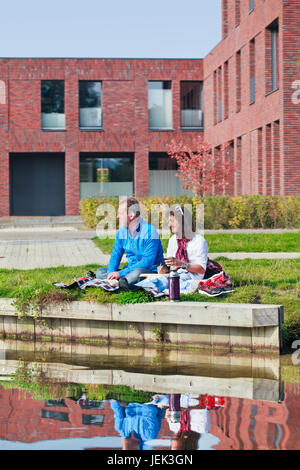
[204,0,300,198]
[0,384,300,450]
[0,0,299,216]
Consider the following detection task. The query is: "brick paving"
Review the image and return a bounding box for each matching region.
[0,237,109,269]
[0,226,299,270]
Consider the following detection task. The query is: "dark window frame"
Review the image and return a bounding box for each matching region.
[180,81,204,129]
[41,80,65,131]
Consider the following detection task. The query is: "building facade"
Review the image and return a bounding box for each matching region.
[204,0,300,198]
[0,0,299,216]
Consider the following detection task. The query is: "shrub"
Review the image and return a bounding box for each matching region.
[80,195,300,230]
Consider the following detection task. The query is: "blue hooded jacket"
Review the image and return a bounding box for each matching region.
[110,400,165,450]
[107,217,164,277]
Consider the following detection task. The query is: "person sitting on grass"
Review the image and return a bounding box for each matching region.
[158,205,208,280]
[96,197,164,289]
[152,205,233,297]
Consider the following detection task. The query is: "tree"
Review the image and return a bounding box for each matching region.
[166,136,234,197]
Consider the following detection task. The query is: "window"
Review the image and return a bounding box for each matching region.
[80,153,134,183]
[249,0,255,12]
[218,66,222,122]
[45,400,66,407]
[273,120,280,194]
[0,80,6,104]
[223,0,228,38]
[250,39,256,104]
[79,152,134,198]
[149,152,177,170]
[257,127,263,194]
[236,50,241,112]
[270,21,279,91]
[180,81,203,128]
[79,81,102,129]
[41,410,69,422]
[213,70,217,124]
[148,81,172,130]
[236,136,242,195]
[266,19,279,94]
[235,0,240,27]
[265,123,272,195]
[213,67,223,123]
[41,80,65,130]
[224,61,229,119]
[82,414,104,426]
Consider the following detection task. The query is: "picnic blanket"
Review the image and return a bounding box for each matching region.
[52,259,233,298]
[53,272,166,298]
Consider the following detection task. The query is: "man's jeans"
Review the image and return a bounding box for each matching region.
[96,267,154,286]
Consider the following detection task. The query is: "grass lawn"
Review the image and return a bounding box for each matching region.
[0,257,299,347]
[93,232,300,254]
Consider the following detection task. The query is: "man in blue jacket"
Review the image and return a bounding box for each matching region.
[109,399,165,450]
[96,197,164,287]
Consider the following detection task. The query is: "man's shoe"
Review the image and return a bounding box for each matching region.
[118,278,131,291]
[119,277,143,292]
[86,270,96,280]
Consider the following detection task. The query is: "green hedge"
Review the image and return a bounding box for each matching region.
[80,195,300,230]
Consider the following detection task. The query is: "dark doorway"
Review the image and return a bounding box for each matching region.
[10,153,65,216]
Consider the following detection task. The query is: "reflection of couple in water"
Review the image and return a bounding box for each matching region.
[110,393,225,450]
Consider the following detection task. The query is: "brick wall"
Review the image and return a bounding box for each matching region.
[1,0,300,216]
[0,58,204,216]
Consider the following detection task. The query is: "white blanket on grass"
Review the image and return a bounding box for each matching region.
[134,270,200,295]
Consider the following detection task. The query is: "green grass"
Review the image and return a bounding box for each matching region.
[93,232,300,254]
[0,360,153,402]
[0,258,299,346]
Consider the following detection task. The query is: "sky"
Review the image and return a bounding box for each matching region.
[0,0,221,59]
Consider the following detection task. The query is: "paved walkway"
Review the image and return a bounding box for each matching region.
[0,220,299,270]
[0,238,110,269]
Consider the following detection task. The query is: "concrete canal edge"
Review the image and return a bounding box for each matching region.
[0,298,284,354]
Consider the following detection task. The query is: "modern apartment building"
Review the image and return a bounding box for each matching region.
[0,0,299,216]
[204,0,300,198]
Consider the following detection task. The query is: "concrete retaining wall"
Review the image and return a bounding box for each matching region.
[0,298,284,354]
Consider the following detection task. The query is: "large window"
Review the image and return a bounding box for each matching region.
[180,81,203,129]
[148,81,172,130]
[79,81,102,129]
[41,80,65,130]
[80,153,134,198]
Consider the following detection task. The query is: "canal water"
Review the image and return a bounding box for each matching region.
[0,339,299,451]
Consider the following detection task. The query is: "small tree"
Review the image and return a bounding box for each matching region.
[166,136,234,197]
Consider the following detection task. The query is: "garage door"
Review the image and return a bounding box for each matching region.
[10,153,65,216]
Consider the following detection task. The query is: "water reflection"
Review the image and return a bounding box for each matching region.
[0,340,299,450]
